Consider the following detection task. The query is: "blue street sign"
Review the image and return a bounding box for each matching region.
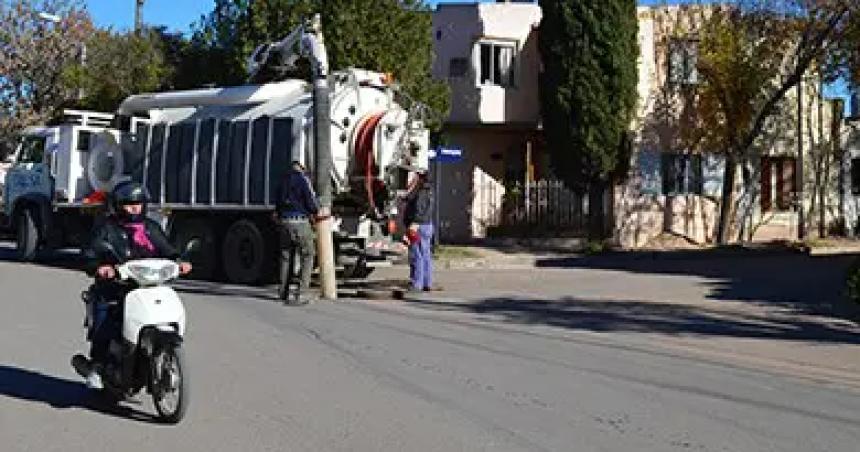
[429,147,463,163]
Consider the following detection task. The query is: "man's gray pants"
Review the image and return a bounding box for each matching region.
[279,218,316,299]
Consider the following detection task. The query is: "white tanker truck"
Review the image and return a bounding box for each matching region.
[0,15,430,284]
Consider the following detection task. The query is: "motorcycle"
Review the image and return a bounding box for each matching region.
[72,238,200,424]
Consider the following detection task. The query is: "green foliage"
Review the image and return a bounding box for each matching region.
[0,0,93,158]
[78,29,168,112]
[537,0,639,191]
[584,240,608,255]
[180,0,449,129]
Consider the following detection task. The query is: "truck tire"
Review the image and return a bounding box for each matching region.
[172,219,219,281]
[222,219,267,285]
[16,208,39,262]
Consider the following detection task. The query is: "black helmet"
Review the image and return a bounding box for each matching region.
[113,181,149,205]
[111,181,149,221]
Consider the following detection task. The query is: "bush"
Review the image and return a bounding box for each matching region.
[584,240,607,255]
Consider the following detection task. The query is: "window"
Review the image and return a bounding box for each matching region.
[449,58,469,78]
[477,41,516,87]
[77,130,92,151]
[661,153,703,195]
[668,38,699,86]
[851,158,860,195]
[17,135,46,163]
[761,156,797,211]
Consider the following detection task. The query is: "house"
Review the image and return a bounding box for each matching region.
[431,1,543,241]
[619,5,845,246]
[432,2,849,246]
[842,93,860,234]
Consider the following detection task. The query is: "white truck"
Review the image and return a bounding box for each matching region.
[0,16,430,284]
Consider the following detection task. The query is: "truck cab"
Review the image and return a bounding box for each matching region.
[0,110,119,260]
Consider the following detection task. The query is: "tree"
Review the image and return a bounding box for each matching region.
[0,0,93,158]
[538,0,639,239]
[679,0,858,244]
[181,0,449,129]
[77,29,169,112]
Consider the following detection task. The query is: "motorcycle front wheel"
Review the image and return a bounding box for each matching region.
[151,345,188,424]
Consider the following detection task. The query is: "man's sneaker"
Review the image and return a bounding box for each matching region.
[284,294,313,306]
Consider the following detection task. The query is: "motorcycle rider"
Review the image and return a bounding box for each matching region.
[80,181,191,389]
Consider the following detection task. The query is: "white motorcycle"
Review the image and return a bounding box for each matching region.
[72,239,200,424]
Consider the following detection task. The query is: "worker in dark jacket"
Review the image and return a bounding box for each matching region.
[276,160,321,305]
[82,181,191,389]
[402,170,435,292]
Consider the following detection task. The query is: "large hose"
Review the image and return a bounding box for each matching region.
[353,112,386,213]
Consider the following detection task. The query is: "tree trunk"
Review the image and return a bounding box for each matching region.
[588,181,606,240]
[716,155,737,245]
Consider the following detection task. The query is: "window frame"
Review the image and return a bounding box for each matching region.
[448,57,469,78]
[668,37,700,87]
[851,157,860,196]
[661,153,703,195]
[761,156,797,212]
[16,135,47,164]
[475,39,518,88]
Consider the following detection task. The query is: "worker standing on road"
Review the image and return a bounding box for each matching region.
[402,170,435,293]
[276,160,324,305]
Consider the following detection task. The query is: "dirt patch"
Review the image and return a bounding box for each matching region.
[641,232,707,251]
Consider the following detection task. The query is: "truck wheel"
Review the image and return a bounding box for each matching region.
[16,208,39,262]
[172,219,219,281]
[222,219,266,285]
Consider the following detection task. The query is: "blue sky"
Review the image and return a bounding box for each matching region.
[86,0,700,33]
[84,0,849,100]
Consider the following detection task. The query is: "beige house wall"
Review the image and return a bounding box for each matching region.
[433,3,846,246]
[616,5,845,247]
[432,3,543,126]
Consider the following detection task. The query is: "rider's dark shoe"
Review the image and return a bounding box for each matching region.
[72,354,103,390]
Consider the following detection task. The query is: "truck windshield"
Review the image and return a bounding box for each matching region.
[17,136,46,163]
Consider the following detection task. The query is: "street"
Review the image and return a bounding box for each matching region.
[2,244,860,452]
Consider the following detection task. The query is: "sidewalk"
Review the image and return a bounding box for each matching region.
[374,250,860,389]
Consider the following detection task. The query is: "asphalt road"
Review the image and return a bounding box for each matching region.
[1,245,859,452]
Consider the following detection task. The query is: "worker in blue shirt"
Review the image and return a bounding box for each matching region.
[276,160,321,305]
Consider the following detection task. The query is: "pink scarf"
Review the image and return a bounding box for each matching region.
[124,222,156,255]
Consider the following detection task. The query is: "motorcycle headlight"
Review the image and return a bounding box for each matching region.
[127,263,178,284]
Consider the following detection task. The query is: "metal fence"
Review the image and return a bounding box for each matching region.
[506,179,588,230]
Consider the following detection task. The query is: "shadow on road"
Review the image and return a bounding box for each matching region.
[174,280,280,302]
[535,249,860,320]
[403,295,860,345]
[0,242,87,272]
[0,365,161,424]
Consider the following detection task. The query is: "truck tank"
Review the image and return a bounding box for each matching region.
[112,68,429,284]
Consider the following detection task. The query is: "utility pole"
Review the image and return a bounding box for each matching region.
[135,0,144,34]
[307,15,338,300]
